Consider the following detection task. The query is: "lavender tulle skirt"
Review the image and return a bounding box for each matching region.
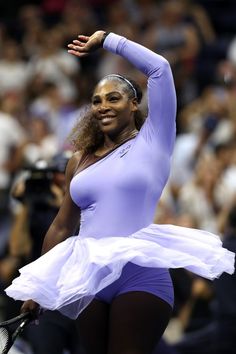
[5,224,235,319]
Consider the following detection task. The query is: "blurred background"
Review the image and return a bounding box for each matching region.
[0,0,236,353]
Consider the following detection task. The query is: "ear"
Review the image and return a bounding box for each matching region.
[130,98,138,112]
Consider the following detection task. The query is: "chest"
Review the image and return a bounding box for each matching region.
[70,149,157,209]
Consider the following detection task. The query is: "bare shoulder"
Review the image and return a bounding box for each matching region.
[65,151,83,181]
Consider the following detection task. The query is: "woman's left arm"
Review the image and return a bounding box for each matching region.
[103,33,177,155]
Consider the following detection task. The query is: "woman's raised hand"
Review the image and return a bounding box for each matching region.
[68,30,106,58]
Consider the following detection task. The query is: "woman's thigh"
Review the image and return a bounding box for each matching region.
[76,299,109,354]
[108,291,172,354]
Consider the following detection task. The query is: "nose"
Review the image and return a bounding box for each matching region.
[97,103,110,113]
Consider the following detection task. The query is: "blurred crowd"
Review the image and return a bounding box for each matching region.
[0,0,236,353]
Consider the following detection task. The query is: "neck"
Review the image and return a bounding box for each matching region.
[103,128,138,149]
[94,128,138,157]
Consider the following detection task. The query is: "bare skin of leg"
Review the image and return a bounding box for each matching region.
[77,291,172,354]
[76,299,109,354]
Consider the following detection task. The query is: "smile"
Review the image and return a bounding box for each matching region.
[100,116,115,124]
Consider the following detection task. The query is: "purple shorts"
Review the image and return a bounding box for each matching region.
[95,262,174,307]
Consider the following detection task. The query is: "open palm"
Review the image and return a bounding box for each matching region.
[67,30,105,57]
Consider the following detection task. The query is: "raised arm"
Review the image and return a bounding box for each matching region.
[104,33,176,154]
[68,30,177,155]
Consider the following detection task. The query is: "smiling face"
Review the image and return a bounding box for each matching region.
[91,78,138,138]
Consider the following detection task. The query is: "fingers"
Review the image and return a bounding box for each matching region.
[67,48,89,58]
[67,32,102,57]
[68,42,86,51]
[73,39,86,46]
[78,34,90,41]
[67,39,89,57]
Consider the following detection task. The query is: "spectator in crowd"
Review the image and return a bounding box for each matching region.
[213,201,236,354]
[12,117,58,167]
[27,25,80,103]
[28,81,65,135]
[18,4,46,58]
[142,0,200,108]
[0,38,29,96]
[0,96,26,254]
[173,199,236,354]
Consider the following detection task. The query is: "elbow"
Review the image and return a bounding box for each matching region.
[150,57,172,78]
[159,58,172,76]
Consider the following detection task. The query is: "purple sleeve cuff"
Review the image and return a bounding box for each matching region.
[103,32,126,54]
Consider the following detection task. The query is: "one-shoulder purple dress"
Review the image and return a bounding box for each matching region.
[5,33,235,319]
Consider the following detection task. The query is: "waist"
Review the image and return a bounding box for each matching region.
[79,216,151,239]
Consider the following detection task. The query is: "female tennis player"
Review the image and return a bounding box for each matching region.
[6,30,234,354]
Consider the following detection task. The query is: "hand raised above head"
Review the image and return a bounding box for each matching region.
[67,30,107,58]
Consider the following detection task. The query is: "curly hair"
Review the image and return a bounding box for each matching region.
[69,76,146,154]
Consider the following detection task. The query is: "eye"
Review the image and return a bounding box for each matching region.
[92,99,100,105]
[109,96,119,102]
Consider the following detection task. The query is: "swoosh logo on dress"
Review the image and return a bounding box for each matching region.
[119,144,131,157]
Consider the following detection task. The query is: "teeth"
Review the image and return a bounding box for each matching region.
[101,117,114,123]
